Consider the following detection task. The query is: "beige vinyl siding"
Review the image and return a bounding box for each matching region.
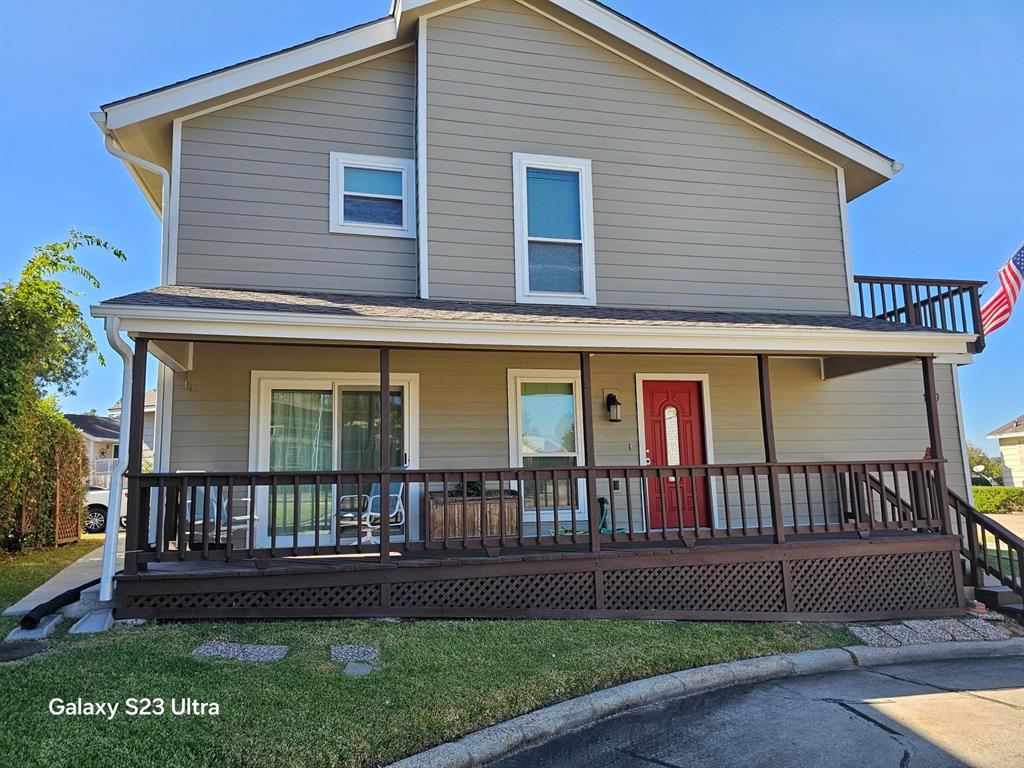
[176,48,417,295]
[425,0,849,312]
[997,436,1024,487]
[169,345,966,500]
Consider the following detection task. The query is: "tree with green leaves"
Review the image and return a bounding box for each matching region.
[967,442,1003,485]
[0,230,125,549]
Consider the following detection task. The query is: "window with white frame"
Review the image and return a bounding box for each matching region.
[507,370,586,522]
[512,153,596,305]
[329,152,416,238]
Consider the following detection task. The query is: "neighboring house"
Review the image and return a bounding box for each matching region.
[988,415,1024,487]
[65,413,121,488]
[90,0,1001,621]
[108,388,157,461]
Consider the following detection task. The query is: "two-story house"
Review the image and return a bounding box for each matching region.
[91,0,998,621]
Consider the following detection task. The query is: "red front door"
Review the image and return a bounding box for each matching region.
[643,380,710,529]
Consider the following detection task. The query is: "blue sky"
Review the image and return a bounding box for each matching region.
[1,0,1021,450]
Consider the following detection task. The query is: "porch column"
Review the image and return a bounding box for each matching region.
[123,337,149,574]
[757,355,785,544]
[580,352,599,553]
[921,356,951,533]
[379,347,391,563]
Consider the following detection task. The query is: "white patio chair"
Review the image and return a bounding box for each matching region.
[337,482,406,544]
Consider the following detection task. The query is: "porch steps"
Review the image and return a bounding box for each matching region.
[975,586,1024,623]
[61,585,114,619]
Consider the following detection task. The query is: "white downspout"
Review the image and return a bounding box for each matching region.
[97,120,170,602]
[101,132,171,276]
[100,317,134,602]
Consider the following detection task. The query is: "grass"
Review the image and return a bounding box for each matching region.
[0,539,852,768]
[0,617,850,768]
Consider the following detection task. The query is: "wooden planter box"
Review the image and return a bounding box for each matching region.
[427,493,520,541]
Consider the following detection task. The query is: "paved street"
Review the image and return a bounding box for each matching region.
[492,657,1024,768]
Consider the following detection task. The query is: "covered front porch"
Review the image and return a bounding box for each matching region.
[92,283,981,620]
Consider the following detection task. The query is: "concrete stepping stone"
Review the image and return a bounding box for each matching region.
[4,614,63,643]
[192,641,288,662]
[961,617,1012,641]
[344,662,375,676]
[331,644,380,663]
[848,625,900,647]
[69,608,114,635]
[877,623,928,645]
[901,619,956,642]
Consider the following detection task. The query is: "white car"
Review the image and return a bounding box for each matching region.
[83,486,128,534]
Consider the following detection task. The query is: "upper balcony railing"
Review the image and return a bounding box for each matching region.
[853,275,987,351]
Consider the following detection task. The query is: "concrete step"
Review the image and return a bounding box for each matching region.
[976,585,1021,609]
[61,585,113,619]
[69,608,114,634]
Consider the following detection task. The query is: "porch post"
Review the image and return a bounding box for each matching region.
[921,356,951,533]
[123,338,149,574]
[580,352,600,553]
[379,347,391,563]
[757,355,785,544]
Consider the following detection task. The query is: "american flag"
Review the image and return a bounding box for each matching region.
[980,243,1024,335]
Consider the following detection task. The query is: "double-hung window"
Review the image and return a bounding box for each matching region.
[329,152,416,238]
[512,153,596,305]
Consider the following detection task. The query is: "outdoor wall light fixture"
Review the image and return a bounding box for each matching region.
[605,393,622,422]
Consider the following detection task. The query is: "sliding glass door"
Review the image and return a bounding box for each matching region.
[253,374,417,549]
[268,389,335,541]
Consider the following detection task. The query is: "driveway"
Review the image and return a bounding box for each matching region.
[491,657,1024,768]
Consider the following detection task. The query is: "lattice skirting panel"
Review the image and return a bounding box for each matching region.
[115,538,964,621]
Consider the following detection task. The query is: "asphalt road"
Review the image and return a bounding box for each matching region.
[491,657,1024,768]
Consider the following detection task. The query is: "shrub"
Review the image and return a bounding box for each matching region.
[972,485,1024,515]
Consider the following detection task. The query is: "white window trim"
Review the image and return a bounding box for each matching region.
[507,368,587,523]
[329,152,416,238]
[512,152,596,306]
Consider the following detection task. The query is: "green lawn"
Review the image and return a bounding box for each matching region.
[0,543,852,768]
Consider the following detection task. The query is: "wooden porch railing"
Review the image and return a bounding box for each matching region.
[852,275,987,351]
[123,458,947,570]
[951,490,1024,596]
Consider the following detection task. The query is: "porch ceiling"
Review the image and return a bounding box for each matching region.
[92,285,977,357]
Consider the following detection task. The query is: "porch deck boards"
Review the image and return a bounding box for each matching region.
[126,529,928,581]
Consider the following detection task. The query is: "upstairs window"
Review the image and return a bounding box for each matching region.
[329,153,415,238]
[513,153,595,305]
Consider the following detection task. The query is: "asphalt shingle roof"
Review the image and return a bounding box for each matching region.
[100,285,941,335]
[65,413,121,441]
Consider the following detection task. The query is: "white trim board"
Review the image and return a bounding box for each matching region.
[103,18,401,129]
[93,303,980,357]
[102,0,896,197]
[634,373,720,528]
[837,167,856,312]
[950,362,974,505]
[416,16,430,298]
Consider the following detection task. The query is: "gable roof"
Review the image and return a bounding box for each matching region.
[109,388,158,415]
[988,415,1024,440]
[65,413,121,441]
[97,0,899,208]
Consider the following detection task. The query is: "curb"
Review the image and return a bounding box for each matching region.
[386,637,1024,768]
